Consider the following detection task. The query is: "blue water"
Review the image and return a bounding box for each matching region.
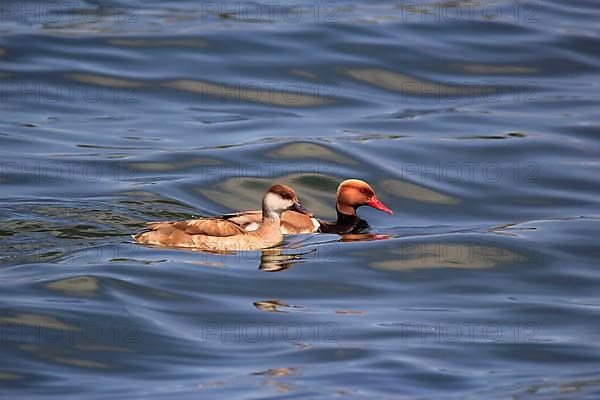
[1,0,600,398]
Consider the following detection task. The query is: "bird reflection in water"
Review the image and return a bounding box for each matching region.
[259,233,390,271]
[258,247,314,272]
[252,300,306,313]
[338,233,390,242]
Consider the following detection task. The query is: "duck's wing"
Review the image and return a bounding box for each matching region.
[281,211,319,234]
[144,218,245,237]
[221,211,262,228]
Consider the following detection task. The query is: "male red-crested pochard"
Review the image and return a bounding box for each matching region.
[225,179,393,234]
[132,184,310,251]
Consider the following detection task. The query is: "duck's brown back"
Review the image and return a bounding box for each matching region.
[133,217,245,247]
[224,211,318,234]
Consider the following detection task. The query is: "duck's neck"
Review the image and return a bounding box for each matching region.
[262,212,280,223]
[336,202,357,218]
[335,203,360,226]
[262,203,282,225]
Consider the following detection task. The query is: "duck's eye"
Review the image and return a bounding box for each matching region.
[359,188,367,194]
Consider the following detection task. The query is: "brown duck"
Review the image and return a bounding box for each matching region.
[132,184,310,251]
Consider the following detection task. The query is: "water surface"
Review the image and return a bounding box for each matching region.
[1,0,600,398]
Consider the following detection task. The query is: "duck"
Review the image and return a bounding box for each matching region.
[132,184,310,251]
[223,179,393,234]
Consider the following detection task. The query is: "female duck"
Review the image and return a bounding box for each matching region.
[224,179,393,234]
[133,184,309,251]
